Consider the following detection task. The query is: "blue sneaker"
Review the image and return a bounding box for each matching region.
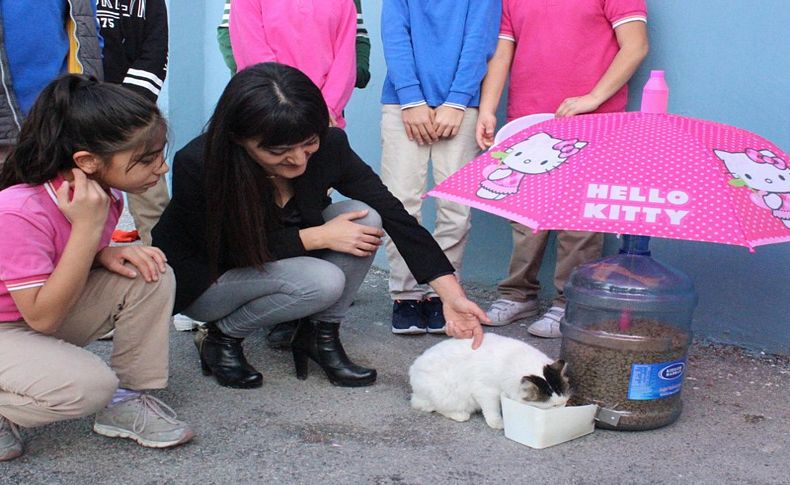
[391,300,427,334]
[422,297,446,334]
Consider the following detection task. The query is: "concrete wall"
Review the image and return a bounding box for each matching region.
[167,0,789,354]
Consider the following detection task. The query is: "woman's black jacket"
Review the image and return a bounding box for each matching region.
[152,128,455,314]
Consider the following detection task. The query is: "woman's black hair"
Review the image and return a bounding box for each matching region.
[204,62,329,274]
[0,74,166,191]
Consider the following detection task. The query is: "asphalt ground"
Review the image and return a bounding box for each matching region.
[2,266,789,485]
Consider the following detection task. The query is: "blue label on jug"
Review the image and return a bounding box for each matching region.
[627,359,686,400]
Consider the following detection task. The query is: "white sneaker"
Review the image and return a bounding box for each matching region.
[0,416,23,462]
[484,298,540,326]
[527,306,564,338]
[93,394,194,448]
[172,314,201,332]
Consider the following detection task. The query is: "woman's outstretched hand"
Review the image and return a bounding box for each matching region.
[444,297,489,350]
[320,210,384,257]
[429,274,490,349]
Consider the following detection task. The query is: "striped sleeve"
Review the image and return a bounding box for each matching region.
[499,0,515,42]
[604,0,648,28]
[219,0,231,28]
[354,0,371,88]
[5,275,49,292]
[122,0,169,101]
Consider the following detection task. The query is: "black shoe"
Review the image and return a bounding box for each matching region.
[266,320,299,350]
[195,322,263,389]
[291,320,376,387]
[422,297,447,334]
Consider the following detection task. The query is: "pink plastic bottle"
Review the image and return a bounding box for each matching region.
[640,70,669,113]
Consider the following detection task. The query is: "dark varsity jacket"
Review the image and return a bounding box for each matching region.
[95,0,168,101]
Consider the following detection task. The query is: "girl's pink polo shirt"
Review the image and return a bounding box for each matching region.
[0,176,122,321]
[500,0,647,121]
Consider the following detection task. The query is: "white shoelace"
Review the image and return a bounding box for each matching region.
[129,395,181,434]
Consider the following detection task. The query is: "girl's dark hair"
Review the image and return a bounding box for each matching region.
[0,75,166,190]
[204,62,329,274]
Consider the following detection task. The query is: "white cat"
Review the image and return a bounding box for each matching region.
[409,334,570,429]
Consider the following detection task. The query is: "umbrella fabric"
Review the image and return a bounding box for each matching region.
[427,112,790,250]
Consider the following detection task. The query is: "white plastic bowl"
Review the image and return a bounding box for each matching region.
[501,394,597,449]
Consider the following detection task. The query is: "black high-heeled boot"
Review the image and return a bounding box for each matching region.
[291,320,377,387]
[266,320,299,350]
[194,322,263,389]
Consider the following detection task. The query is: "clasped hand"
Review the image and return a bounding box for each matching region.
[402,105,465,145]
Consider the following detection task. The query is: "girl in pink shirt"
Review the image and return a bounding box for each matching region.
[0,75,193,461]
[230,0,357,128]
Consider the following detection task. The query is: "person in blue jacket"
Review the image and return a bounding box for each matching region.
[0,0,102,164]
[379,0,501,335]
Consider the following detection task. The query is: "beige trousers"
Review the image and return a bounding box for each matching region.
[127,176,170,245]
[379,104,479,300]
[0,266,175,428]
[498,222,604,307]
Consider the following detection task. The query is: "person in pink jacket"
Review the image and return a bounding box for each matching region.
[230,0,357,129]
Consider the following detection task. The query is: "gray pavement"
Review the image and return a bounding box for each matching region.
[2,267,789,484]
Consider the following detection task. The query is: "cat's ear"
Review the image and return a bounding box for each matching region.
[520,376,541,402]
[548,359,567,377]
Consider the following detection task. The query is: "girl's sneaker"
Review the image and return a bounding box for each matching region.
[527,306,564,338]
[0,416,23,462]
[421,297,447,334]
[93,394,194,448]
[484,298,540,326]
[391,300,427,334]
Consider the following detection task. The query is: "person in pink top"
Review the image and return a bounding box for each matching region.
[229,0,357,128]
[0,75,194,461]
[475,0,649,338]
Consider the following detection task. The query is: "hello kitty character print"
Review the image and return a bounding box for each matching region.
[715,148,790,228]
[476,132,588,200]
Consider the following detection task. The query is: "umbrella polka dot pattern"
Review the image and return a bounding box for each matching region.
[429,112,790,250]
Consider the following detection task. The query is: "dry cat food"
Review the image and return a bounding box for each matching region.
[560,319,691,431]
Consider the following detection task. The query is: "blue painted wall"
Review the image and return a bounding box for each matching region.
[167,0,789,354]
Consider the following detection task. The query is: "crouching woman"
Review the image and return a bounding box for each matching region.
[153,62,488,390]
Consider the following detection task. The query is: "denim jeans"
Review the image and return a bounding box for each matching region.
[183,200,381,338]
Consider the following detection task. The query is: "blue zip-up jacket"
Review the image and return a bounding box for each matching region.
[380,0,501,109]
[0,0,102,145]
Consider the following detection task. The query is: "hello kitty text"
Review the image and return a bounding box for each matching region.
[583,184,690,225]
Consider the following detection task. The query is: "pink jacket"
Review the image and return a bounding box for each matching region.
[230,0,357,128]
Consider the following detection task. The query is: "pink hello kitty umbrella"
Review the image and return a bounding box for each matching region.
[427,111,790,250]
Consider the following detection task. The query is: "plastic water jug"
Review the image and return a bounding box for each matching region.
[559,235,697,430]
